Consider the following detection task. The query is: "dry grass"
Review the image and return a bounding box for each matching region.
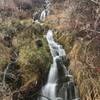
[70,40,100,100]
[54,31,100,100]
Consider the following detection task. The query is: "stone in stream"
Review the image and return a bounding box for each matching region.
[67,81,76,100]
[56,75,76,100]
[56,58,65,79]
[60,56,70,70]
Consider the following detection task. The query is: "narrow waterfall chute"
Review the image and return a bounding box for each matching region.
[40,30,80,100]
[40,10,46,21]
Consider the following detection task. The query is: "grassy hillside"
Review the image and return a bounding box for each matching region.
[0,18,52,99]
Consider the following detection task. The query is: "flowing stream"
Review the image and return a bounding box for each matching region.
[40,30,80,100]
[41,30,59,100]
[38,0,80,99]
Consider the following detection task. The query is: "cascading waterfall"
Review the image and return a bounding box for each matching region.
[40,30,58,100]
[40,0,51,21]
[40,30,80,100]
[33,0,80,99]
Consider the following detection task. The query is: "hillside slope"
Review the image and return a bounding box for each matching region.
[0,0,44,10]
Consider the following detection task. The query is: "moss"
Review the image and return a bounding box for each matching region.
[0,18,52,92]
[17,39,51,83]
[54,31,76,53]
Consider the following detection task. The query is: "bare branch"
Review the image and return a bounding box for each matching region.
[80,28,100,33]
[90,0,100,5]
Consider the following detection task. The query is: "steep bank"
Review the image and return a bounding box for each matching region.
[0,18,52,100]
[53,31,100,100]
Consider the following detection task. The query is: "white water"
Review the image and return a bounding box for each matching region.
[41,30,67,100]
[40,0,51,21]
[40,9,48,21]
[40,30,80,100]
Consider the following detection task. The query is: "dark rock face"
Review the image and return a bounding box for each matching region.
[56,76,77,100]
[33,12,41,22]
[35,39,43,48]
[67,81,76,99]
[56,56,70,79]
[61,56,70,69]
[56,58,65,79]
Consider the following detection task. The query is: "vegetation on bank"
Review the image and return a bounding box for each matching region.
[0,18,52,99]
[0,0,100,100]
[48,0,100,100]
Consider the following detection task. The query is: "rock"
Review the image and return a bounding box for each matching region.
[33,12,41,22]
[61,56,70,69]
[57,75,76,100]
[35,38,43,48]
[3,36,12,47]
[56,58,65,79]
[12,77,42,100]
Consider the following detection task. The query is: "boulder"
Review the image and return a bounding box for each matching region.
[35,38,43,48]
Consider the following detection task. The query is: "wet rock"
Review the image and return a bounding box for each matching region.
[33,12,41,22]
[57,75,76,100]
[60,56,70,69]
[67,81,76,99]
[56,58,65,79]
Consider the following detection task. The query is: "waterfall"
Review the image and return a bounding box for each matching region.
[40,9,48,22]
[40,30,58,100]
[40,30,80,100]
[39,0,51,22]
[40,30,67,100]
